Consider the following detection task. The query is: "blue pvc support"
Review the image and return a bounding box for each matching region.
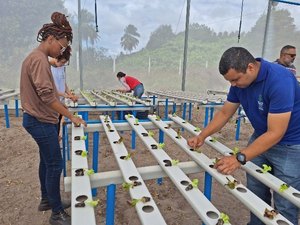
[235,107,242,141]
[120,111,124,120]
[157,178,163,185]
[172,102,176,114]
[65,118,70,161]
[111,111,115,121]
[209,107,215,121]
[4,104,10,128]
[131,130,136,149]
[204,172,212,201]
[204,107,209,128]
[62,123,67,177]
[159,129,164,143]
[157,130,165,185]
[188,102,192,121]
[15,99,19,117]
[106,184,116,225]
[152,95,156,105]
[164,98,169,119]
[182,102,187,120]
[82,112,89,152]
[92,131,99,196]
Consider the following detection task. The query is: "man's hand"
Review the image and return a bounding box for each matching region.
[187,135,205,149]
[214,155,241,175]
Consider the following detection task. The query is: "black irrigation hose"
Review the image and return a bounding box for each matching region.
[95,0,99,32]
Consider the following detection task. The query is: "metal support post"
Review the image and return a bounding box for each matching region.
[92,131,99,196]
[106,184,116,225]
[4,104,10,128]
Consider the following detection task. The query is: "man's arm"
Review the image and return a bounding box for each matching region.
[215,112,291,174]
[187,101,240,148]
[242,112,290,160]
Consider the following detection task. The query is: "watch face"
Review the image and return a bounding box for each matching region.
[237,153,246,164]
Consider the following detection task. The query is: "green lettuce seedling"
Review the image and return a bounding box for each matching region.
[85,169,95,176]
[191,179,199,188]
[85,199,99,207]
[148,131,154,137]
[194,127,201,132]
[81,151,87,157]
[219,213,230,224]
[171,159,179,166]
[279,183,289,193]
[262,164,272,173]
[232,147,239,155]
[225,177,238,189]
[122,182,133,190]
[158,143,165,149]
[210,137,217,143]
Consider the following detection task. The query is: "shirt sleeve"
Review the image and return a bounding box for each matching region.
[120,77,131,91]
[30,57,57,105]
[226,86,240,103]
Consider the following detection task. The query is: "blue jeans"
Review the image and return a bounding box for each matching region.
[247,133,300,225]
[133,83,144,99]
[23,113,63,213]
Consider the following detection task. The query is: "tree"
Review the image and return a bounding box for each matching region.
[78,9,100,49]
[189,23,217,42]
[146,25,175,50]
[120,24,140,53]
[244,9,298,57]
[0,0,66,58]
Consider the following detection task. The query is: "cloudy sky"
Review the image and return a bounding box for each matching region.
[64,0,300,55]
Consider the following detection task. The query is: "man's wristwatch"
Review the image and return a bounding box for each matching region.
[236,152,247,165]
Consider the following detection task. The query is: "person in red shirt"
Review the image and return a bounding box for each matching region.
[117,71,144,98]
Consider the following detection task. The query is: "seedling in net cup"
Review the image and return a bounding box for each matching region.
[134,118,139,125]
[224,177,238,189]
[148,131,154,137]
[216,213,230,225]
[104,115,109,123]
[264,208,278,219]
[158,143,165,149]
[176,129,181,139]
[113,136,123,144]
[74,135,87,141]
[279,183,289,192]
[261,164,272,173]
[185,179,199,191]
[127,196,151,206]
[122,181,142,190]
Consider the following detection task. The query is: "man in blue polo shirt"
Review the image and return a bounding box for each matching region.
[188,47,300,225]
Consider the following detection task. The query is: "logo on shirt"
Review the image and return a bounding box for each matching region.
[258,94,264,111]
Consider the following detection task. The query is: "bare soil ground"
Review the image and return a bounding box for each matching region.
[0,108,254,225]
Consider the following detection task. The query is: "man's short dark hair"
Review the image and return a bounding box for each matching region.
[280,45,296,54]
[219,47,256,75]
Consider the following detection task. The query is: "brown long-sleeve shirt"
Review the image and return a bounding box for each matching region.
[20,48,59,124]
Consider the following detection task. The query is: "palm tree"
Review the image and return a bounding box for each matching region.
[120,24,140,53]
[80,9,100,48]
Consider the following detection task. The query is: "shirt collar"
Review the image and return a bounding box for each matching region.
[254,58,268,83]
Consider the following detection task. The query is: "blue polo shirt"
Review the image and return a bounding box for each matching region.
[227,58,300,145]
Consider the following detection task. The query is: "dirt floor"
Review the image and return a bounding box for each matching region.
[0,107,255,225]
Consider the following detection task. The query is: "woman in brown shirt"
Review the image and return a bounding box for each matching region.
[20,12,86,225]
